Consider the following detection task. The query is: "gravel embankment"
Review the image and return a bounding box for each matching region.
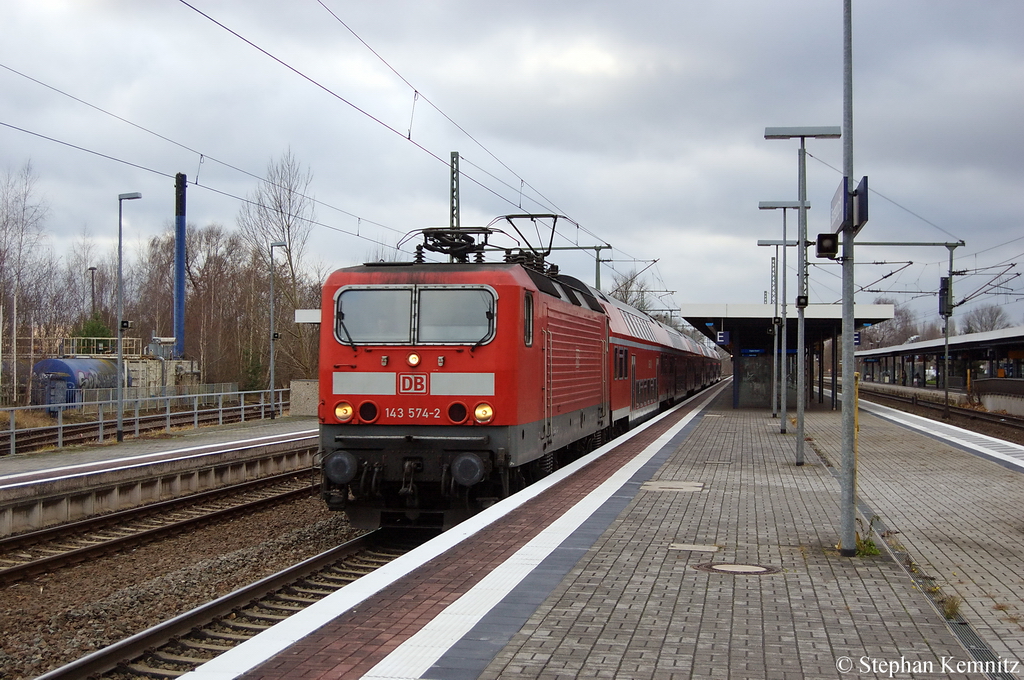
[0,495,361,680]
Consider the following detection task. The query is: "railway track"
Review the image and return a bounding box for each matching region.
[38,530,424,680]
[859,387,1024,432]
[0,470,315,585]
[0,401,290,456]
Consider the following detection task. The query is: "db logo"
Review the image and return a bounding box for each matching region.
[399,374,427,394]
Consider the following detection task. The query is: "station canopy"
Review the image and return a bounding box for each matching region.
[679,303,895,354]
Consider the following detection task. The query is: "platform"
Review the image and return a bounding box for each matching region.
[171,383,1024,680]
[0,415,318,481]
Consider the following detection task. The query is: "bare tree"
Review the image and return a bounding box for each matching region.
[961,303,1012,334]
[236,150,320,382]
[860,297,918,348]
[0,162,49,403]
[608,268,653,312]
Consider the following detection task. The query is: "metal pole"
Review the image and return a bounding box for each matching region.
[796,140,807,466]
[943,245,955,418]
[116,200,124,443]
[838,0,857,557]
[269,249,276,420]
[780,210,788,434]
[771,252,779,418]
[269,241,287,420]
[117,192,141,443]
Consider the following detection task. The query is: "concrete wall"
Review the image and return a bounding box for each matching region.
[290,379,319,416]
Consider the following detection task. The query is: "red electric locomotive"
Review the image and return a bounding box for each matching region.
[318,218,720,529]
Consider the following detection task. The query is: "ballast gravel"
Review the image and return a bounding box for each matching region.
[0,495,361,680]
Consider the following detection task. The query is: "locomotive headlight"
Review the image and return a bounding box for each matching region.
[406,352,421,367]
[473,402,494,424]
[334,401,354,422]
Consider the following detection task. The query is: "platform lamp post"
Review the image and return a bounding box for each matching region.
[765,127,840,466]
[269,241,287,420]
[758,202,803,437]
[117,192,142,443]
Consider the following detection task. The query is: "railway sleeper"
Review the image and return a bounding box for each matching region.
[258,600,307,614]
[220,618,273,633]
[151,649,212,665]
[238,607,290,622]
[287,584,335,596]
[273,593,323,605]
[197,627,251,642]
[126,661,186,678]
[177,637,234,653]
[305,574,356,587]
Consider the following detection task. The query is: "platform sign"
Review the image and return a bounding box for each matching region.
[831,177,850,233]
[852,176,869,234]
[716,331,730,346]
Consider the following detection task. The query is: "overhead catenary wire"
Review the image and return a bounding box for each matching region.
[0,118,426,258]
[174,0,567,223]
[0,60,405,240]
[6,7,677,299]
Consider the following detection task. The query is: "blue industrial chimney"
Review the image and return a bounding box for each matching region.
[173,173,186,359]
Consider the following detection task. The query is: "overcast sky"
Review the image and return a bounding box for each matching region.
[2,1,1023,331]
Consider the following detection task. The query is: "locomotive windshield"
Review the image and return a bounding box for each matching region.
[337,289,413,343]
[418,289,493,343]
[335,286,495,345]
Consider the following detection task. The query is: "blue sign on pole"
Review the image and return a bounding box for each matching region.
[716,331,730,346]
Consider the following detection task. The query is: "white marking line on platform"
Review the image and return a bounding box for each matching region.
[859,400,1024,470]
[361,407,708,679]
[178,384,725,680]
[0,429,318,487]
[669,543,719,552]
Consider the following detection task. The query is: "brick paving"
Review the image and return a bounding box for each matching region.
[808,407,1024,664]
[480,393,1005,679]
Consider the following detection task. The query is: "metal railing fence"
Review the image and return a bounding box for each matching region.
[1,387,290,456]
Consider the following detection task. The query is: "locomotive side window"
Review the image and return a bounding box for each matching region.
[417,288,495,343]
[337,288,412,343]
[524,292,534,347]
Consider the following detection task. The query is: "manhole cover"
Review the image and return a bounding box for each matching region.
[694,563,780,575]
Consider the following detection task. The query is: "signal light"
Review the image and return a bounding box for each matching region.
[407,352,421,367]
[816,233,839,259]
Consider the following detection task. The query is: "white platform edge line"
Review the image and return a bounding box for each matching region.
[858,400,1024,470]
[0,429,319,487]
[179,383,726,680]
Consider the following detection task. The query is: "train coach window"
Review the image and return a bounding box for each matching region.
[418,288,495,343]
[614,347,628,379]
[337,288,412,343]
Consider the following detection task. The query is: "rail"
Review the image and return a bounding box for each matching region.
[0,471,315,585]
[0,387,291,456]
[34,531,425,680]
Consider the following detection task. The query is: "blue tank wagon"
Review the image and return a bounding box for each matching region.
[30,358,127,411]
